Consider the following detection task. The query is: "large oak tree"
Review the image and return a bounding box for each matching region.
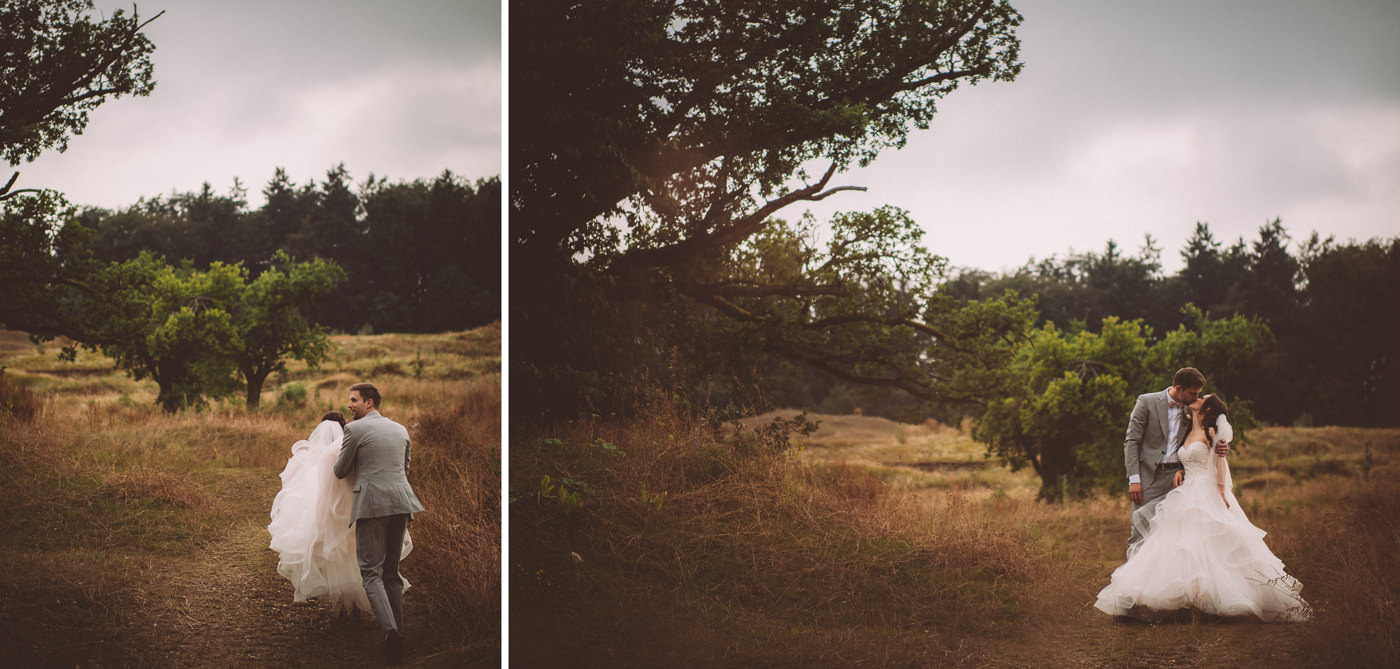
[512,0,1029,414]
[1,0,160,175]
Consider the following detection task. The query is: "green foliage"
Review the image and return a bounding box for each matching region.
[0,190,102,338]
[514,0,1023,250]
[41,250,345,413]
[975,311,1272,500]
[277,382,307,408]
[80,254,243,412]
[232,251,345,407]
[80,168,499,334]
[636,482,666,512]
[536,474,588,515]
[740,411,821,457]
[0,0,160,166]
[1297,236,1400,426]
[513,0,1027,416]
[944,221,1400,428]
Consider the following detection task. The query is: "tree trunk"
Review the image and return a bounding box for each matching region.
[245,370,269,409]
[157,378,179,414]
[1035,441,1074,503]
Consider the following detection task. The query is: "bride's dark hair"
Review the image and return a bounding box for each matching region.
[321,411,346,428]
[1201,395,1228,433]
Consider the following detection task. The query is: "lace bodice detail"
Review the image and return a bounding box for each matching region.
[1178,440,1213,478]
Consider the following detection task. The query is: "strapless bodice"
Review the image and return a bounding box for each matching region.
[1178,440,1212,477]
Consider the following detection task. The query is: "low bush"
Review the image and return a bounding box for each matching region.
[0,370,40,422]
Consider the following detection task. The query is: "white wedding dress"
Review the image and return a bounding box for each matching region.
[1095,417,1310,622]
[267,419,411,613]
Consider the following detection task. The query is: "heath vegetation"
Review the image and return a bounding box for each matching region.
[0,324,500,667]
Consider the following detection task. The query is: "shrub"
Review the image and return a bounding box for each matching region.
[0,370,40,422]
[277,382,307,408]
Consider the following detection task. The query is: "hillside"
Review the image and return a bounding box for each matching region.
[514,405,1398,666]
[0,325,501,667]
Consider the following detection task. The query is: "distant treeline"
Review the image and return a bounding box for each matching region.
[72,165,500,334]
[771,220,1399,428]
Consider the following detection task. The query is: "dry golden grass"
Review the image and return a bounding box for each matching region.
[410,374,502,647]
[511,402,1050,667]
[514,400,1399,667]
[0,324,501,666]
[100,467,214,509]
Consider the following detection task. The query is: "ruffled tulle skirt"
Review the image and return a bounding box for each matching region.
[1094,478,1310,622]
[268,435,411,614]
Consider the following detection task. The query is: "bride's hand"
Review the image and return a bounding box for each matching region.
[1220,487,1230,508]
[1173,470,1184,487]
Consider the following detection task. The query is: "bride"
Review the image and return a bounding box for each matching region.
[268,411,411,613]
[1095,395,1310,622]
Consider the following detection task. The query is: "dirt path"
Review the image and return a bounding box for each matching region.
[954,547,1316,668]
[2,468,476,668]
[124,468,475,668]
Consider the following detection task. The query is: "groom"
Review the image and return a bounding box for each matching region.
[1122,367,1228,556]
[335,382,425,664]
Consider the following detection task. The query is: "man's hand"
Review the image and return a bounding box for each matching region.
[1173,470,1184,487]
[1128,482,1143,505]
[1214,439,1229,457]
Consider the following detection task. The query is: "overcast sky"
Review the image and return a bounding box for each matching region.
[801,0,1400,274]
[19,0,500,210]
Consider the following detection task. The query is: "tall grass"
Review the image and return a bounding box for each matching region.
[0,325,501,664]
[1232,427,1400,666]
[0,369,40,421]
[514,401,1399,667]
[411,374,502,647]
[510,401,1048,666]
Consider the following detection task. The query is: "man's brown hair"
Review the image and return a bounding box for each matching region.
[350,382,382,409]
[1173,367,1206,390]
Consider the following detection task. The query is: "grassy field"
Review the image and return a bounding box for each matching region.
[0,324,501,667]
[511,404,1398,667]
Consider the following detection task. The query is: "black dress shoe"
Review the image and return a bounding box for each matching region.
[381,629,405,664]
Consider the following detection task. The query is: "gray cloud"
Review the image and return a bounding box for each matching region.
[19,0,500,208]
[800,0,1400,273]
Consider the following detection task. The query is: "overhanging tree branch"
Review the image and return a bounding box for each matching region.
[611,162,865,272]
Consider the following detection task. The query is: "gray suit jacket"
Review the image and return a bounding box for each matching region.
[334,411,425,525]
[1123,388,1192,493]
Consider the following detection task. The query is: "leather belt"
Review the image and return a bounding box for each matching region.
[1158,461,1184,471]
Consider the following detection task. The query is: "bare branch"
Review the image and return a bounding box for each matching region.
[683,282,849,299]
[611,162,866,272]
[0,172,42,200]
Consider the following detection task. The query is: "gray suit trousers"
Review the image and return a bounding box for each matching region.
[357,514,409,635]
[1127,468,1177,558]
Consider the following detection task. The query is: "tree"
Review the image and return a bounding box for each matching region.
[1174,222,1225,314]
[2,0,161,338]
[73,252,346,412]
[512,0,1026,414]
[83,254,244,413]
[1298,237,1400,426]
[1,0,161,174]
[356,171,502,333]
[86,182,254,268]
[232,251,346,408]
[0,190,98,335]
[1219,219,1306,423]
[975,309,1270,500]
